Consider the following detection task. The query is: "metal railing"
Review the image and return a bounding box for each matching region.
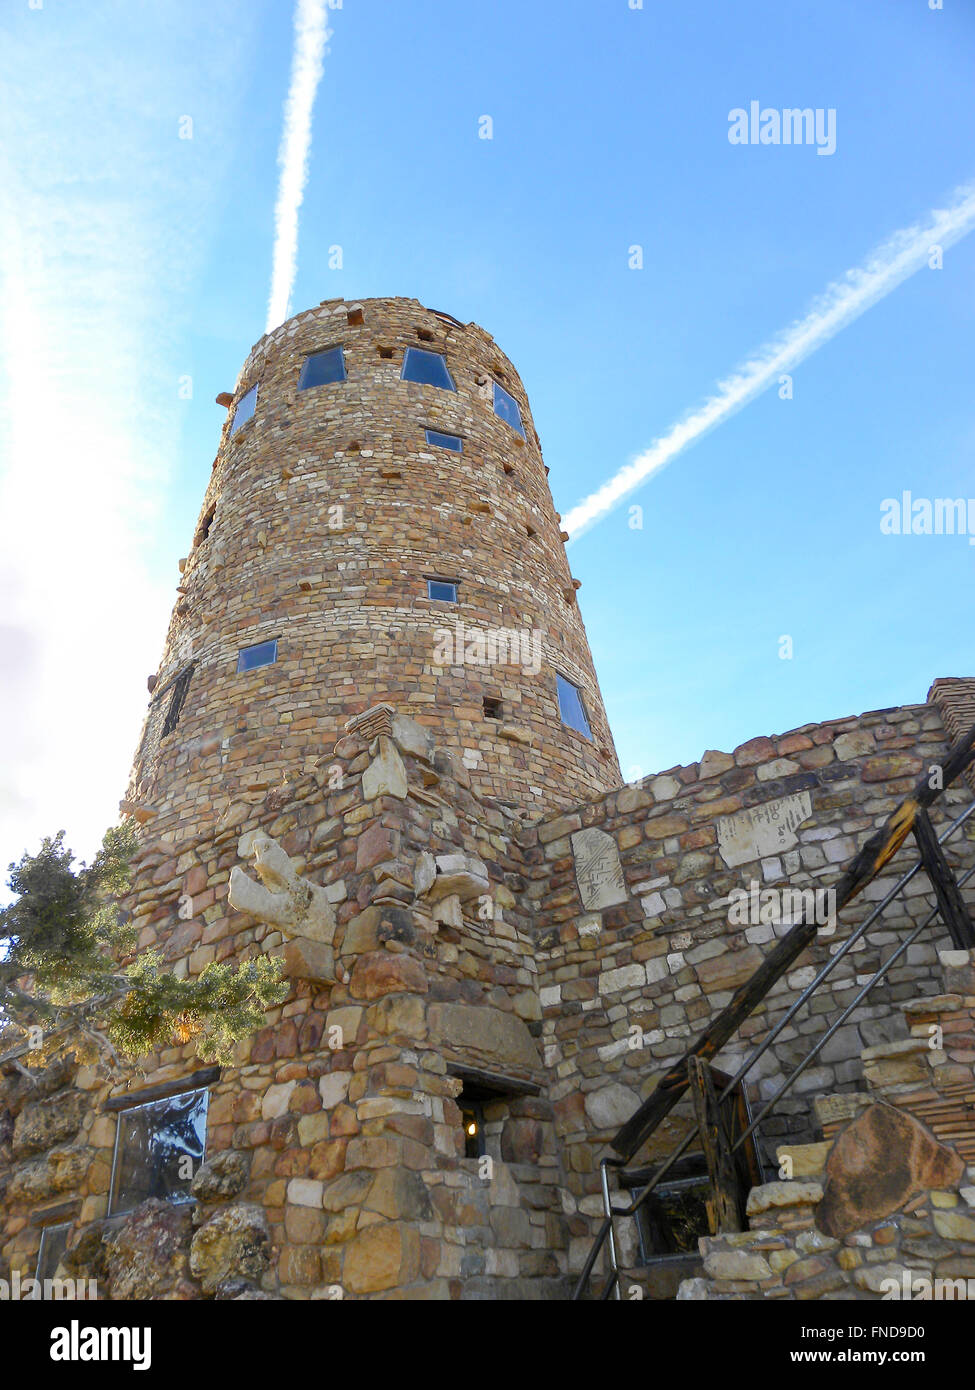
[572,738,975,1300]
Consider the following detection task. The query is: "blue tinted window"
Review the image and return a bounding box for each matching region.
[493,382,525,437]
[402,347,455,391]
[425,429,463,453]
[427,579,457,602]
[557,674,592,739]
[298,347,346,390]
[237,639,278,672]
[230,384,257,436]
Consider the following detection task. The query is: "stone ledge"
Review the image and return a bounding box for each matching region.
[746,1180,823,1218]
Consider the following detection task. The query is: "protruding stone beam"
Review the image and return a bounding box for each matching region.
[228,831,338,982]
[414,852,489,904]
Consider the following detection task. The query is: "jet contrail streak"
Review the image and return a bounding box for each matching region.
[565,181,975,543]
[265,0,332,334]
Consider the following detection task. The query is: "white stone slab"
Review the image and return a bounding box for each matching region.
[717,791,812,868]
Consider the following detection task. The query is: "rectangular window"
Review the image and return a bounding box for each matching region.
[461,1098,486,1159]
[108,1088,208,1216]
[451,1070,535,1162]
[424,428,463,453]
[35,1223,72,1291]
[402,347,455,391]
[427,579,458,602]
[556,673,592,739]
[483,696,503,720]
[229,383,257,436]
[298,346,347,390]
[493,381,525,437]
[161,666,193,738]
[237,639,278,672]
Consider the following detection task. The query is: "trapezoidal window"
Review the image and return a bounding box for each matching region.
[34,1222,72,1292]
[425,428,463,453]
[229,383,257,436]
[401,347,455,391]
[492,381,525,438]
[237,639,278,672]
[194,504,216,546]
[108,1088,208,1216]
[298,346,347,390]
[556,673,592,739]
[161,666,193,737]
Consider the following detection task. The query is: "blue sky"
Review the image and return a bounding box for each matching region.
[1,0,973,874]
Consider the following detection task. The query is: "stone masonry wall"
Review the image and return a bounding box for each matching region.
[677,947,975,1302]
[1,712,572,1298]
[525,697,975,1281]
[4,691,975,1297]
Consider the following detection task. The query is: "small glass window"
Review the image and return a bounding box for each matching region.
[109,1088,208,1216]
[161,667,193,737]
[556,673,592,739]
[425,429,463,453]
[237,639,278,672]
[493,382,525,437]
[427,579,457,602]
[402,348,455,391]
[230,384,257,436]
[35,1223,72,1291]
[298,347,346,390]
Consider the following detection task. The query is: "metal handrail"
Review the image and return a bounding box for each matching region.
[571,795,975,1299]
[729,859,975,1155]
[711,799,975,1105]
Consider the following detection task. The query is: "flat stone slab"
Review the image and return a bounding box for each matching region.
[746,1180,823,1217]
[812,1092,871,1128]
[775,1142,832,1179]
[716,791,812,869]
[816,1101,964,1238]
[427,1002,541,1074]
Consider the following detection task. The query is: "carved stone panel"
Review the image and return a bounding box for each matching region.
[571,828,627,911]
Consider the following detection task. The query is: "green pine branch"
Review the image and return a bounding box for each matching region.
[1,824,287,1070]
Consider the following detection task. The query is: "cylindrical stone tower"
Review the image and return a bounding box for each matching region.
[128,296,620,832]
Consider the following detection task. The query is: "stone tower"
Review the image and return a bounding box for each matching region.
[5,296,975,1300]
[128,295,621,837]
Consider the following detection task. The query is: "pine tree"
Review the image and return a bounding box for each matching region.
[0,824,286,1071]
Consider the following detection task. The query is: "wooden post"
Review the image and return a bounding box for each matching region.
[913,807,975,950]
[687,1056,742,1234]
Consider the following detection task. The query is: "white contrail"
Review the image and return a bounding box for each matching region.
[565,180,975,542]
[265,0,332,334]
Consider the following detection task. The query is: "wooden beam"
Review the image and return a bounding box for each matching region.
[913,807,975,950]
[30,1197,82,1227]
[446,1064,541,1098]
[102,1066,220,1112]
[687,1056,741,1234]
